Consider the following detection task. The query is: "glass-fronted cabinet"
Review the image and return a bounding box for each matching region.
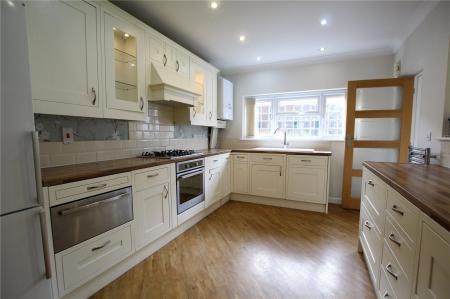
[104,12,146,115]
[190,60,207,123]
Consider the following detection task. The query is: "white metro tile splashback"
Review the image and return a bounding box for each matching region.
[39,103,208,168]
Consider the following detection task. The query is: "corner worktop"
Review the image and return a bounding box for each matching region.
[41,148,332,187]
[363,162,450,231]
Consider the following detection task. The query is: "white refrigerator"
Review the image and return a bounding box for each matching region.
[1,1,53,298]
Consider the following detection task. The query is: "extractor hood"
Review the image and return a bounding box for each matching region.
[149,63,200,107]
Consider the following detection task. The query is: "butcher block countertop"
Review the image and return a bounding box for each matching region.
[232,148,332,156]
[363,162,450,232]
[41,149,231,187]
[41,147,332,187]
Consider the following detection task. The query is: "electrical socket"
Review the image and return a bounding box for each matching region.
[62,128,74,144]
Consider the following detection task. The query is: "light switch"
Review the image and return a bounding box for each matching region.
[62,128,74,144]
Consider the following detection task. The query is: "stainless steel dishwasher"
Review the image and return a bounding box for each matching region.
[50,187,133,253]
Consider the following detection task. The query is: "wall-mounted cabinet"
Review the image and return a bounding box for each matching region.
[27,0,102,118]
[148,34,190,77]
[103,11,146,120]
[26,0,219,124]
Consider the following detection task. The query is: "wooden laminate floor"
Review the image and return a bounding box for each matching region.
[91,201,375,299]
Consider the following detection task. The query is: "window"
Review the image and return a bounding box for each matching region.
[245,89,346,140]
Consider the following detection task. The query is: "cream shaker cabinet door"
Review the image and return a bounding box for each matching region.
[134,183,171,250]
[416,223,450,299]
[27,0,101,117]
[286,166,326,204]
[223,157,231,197]
[232,162,249,194]
[149,34,165,66]
[205,167,222,207]
[104,12,146,115]
[250,164,284,199]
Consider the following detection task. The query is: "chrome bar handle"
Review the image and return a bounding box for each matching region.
[163,185,169,199]
[92,240,111,252]
[86,183,107,191]
[147,173,159,178]
[192,108,197,117]
[140,96,144,111]
[59,193,128,216]
[32,132,52,279]
[368,180,375,187]
[91,87,96,105]
[391,205,404,216]
[176,60,180,72]
[389,233,401,247]
[386,264,398,280]
[301,159,311,162]
[163,54,167,66]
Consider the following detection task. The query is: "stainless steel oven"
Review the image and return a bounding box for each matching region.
[176,158,205,214]
[50,187,133,253]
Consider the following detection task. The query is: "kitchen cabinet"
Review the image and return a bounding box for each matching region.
[134,183,171,250]
[133,165,172,250]
[148,34,190,77]
[205,154,230,207]
[286,156,328,204]
[27,0,102,117]
[359,166,450,299]
[250,154,285,199]
[416,222,450,299]
[103,11,147,120]
[231,154,249,194]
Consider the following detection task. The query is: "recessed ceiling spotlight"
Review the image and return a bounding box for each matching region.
[256,56,261,61]
[239,35,246,42]
[124,33,130,38]
[320,19,328,26]
[210,1,218,9]
[320,47,326,52]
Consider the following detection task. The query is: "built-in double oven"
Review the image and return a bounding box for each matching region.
[176,158,205,214]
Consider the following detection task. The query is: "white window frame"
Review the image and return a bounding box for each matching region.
[243,88,347,141]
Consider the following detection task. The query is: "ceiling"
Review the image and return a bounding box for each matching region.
[112,1,437,73]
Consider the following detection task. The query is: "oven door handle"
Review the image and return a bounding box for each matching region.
[58,193,129,216]
[177,170,203,180]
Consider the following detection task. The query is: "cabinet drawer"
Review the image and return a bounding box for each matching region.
[384,215,415,280]
[57,225,132,293]
[381,243,412,299]
[386,188,419,244]
[49,173,131,207]
[231,153,249,162]
[206,153,229,169]
[134,165,171,192]
[379,267,397,299]
[250,154,285,165]
[287,155,327,167]
[362,168,387,232]
[360,203,382,285]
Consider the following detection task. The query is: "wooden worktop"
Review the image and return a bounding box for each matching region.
[232,148,332,156]
[363,162,450,231]
[41,149,231,187]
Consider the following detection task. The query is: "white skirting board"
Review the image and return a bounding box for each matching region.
[328,196,342,204]
[230,193,328,213]
[63,196,230,299]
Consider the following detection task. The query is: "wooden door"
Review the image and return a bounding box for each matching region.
[342,77,414,209]
[27,0,101,117]
[135,183,170,249]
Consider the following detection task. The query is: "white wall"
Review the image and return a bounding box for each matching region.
[395,1,450,153]
[220,54,394,201]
